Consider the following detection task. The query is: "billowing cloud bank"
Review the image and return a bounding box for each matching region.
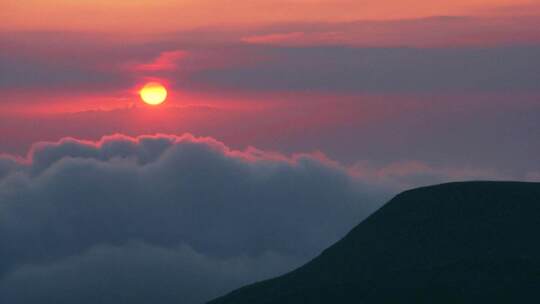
[0,134,387,304]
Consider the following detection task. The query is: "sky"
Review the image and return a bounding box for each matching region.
[1,1,540,303]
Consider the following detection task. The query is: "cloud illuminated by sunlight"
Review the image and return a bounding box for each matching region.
[3,0,538,32]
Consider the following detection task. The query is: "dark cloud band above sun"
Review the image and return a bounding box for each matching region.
[2,45,540,102]
[2,13,540,101]
[185,45,540,94]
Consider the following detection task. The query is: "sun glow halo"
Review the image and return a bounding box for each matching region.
[140,82,167,105]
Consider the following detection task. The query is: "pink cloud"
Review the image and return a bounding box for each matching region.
[351,160,507,190]
[241,16,540,47]
[242,31,348,46]
[12,133,342,173]
[128,50,187,72]
[4,133,531,193]
[526,172,540,181]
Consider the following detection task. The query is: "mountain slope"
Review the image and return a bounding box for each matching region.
[208,181,540,303]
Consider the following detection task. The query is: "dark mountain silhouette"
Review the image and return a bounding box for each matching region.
[208,181,540,303]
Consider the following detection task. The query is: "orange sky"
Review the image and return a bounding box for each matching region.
[2,0,538,33]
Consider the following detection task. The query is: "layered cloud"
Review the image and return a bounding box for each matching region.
[3,34,539,102]
[4,0,536,32]
[2,1,539,301]
[186,45,540,93]
[242,16,540,47]
[0,133,536,303]
[351,161,505,190]
[2,92,539,178]
[0,134,387,304]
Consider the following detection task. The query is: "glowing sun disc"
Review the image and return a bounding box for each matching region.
[140,82,167,105]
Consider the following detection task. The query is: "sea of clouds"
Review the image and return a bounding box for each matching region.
[0,134,390,303]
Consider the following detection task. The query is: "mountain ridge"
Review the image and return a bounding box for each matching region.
[208,181,540,303]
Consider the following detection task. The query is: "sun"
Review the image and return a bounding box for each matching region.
[140,82,167,105]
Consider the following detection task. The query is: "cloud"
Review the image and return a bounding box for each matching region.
[3,13,540,98]
[0,134,387,304]
[0,242,300,304]
[241,16,540,47]
[526,171,540,181]
[0,54,130,92]
[351,160,506,190]
[127,50,187,72]
[242,32,317,45]
[0,133,536,303]
[0,155,20,179]
[187,45,540,93]
[3,0,536,33]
